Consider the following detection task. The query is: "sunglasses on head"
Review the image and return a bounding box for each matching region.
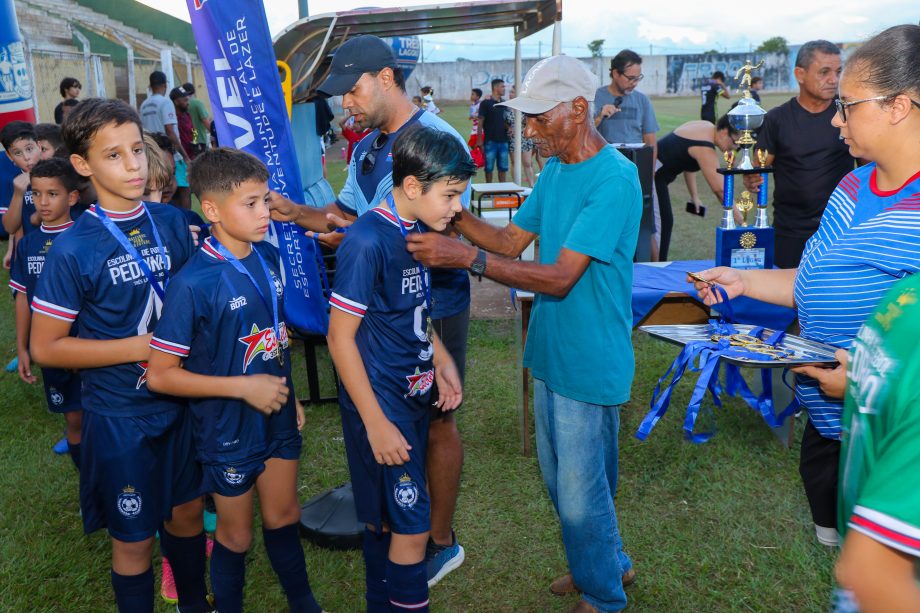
[361,132,390,175]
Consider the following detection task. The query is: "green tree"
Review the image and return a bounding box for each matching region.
[703,49,721,55]
[755,36,789,54]
[587,39,605,58]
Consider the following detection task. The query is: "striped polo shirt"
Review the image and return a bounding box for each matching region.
[793,163,920,439]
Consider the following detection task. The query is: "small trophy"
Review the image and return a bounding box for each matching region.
[715,59,774,270]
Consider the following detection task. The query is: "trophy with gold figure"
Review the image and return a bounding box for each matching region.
[715,59,775,269]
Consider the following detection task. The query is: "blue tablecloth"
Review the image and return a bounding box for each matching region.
[633,260,797,331]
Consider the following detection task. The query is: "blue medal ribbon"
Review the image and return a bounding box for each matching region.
[385,194,432,336]
[209,237,285,367]
[93,203,169,301]
[636,286,797,442]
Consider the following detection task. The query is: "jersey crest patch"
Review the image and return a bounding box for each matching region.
[49,388,64,406]
[117,485,142,518]
[238,323,289,371]
[223,467,245,485]
[394,473,419,509]
[405,367,434,398]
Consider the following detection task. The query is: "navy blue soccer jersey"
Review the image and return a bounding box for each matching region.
[331,207,435,422]
[9,220,74,301]
[0,185,37,234]
[150,238,297,464]
[31,202,194,416]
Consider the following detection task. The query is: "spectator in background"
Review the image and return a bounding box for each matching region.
[181,82,211,156]
[421,85,441,114]
[700,71,731,122]
[749,76,764,102]
[170,86,195,159]
[478,78,510,182]
[744,40,854,269]
[148,132,209,242]
[53,77,81,124]
[34,124,63,160]
[338,114,370,165]
[469,88,482,137]
[507,85,537,187]
[595,49,659,151]
[140,70,191,208]
[60,99,79,124]
[412,95,423,107]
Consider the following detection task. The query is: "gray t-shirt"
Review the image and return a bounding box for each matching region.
[594,86,658,145]
[140,93,177,135]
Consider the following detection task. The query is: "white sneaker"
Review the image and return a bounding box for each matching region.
[815,524,839,547]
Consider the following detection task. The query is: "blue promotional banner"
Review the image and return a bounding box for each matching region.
[185,0,328,335]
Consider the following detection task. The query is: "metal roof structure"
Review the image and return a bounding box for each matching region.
[273,0,560,102]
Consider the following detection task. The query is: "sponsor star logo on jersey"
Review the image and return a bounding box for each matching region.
[238,323,289,371]
[404,367,434,398]
[136,361,149,389]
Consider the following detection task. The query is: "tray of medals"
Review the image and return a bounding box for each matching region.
[639,324,840,368]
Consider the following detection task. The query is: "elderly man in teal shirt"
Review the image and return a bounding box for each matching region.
[407,55,642,613]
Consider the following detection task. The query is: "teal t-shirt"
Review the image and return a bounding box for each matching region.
[512,145,641,406]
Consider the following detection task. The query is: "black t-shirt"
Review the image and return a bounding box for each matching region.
[478,98,509,143]
[700,80,721,120]
[757,97,855,237]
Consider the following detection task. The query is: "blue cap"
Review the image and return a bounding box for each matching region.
[317,35,398,97]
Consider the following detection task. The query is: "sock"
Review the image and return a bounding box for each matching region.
[262,523,321,613]
[160,529,210,613]
[386,557,429,612]
[362,528,391,613]
[111,567,154,613]
[210,539,246,613]
[67,442,81,471]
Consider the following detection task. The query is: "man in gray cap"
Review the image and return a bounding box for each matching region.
[405,55,641,613]
[269,34,471,588]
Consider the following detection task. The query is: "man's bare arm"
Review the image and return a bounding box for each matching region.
[451,210,536,259]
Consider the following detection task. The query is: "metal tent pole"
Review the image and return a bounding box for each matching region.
[513,39,522,186]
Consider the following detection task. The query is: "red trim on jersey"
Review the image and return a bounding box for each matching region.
[31,299,77,321]
[373,206,417,229]
[330,294,366,317]
[89,202,146,221]
[201,238,227,260]
[150,337,191,357]
[40,221,75,233]
[8,280,26,293]
[851,513,920,552]
[870,167,920,198]
[839,173,860,200]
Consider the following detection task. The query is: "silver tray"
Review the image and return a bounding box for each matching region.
[639,324,840,368]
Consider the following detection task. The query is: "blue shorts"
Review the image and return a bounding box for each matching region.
[41,367,81,414]
[175,156,189,188]
[80,409,201,542]
[483,140,510,173]
[340,407,430,535]
[201,433,302,498]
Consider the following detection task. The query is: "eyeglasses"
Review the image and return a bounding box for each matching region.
[361,132,390,175]
[835,95,920,123]
[617,71,644,83]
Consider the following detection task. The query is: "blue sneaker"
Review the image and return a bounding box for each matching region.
[425,532,465,587]
[5,357,18,373]
[53,437,69,455]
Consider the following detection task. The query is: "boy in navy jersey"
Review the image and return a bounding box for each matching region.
[29,98,210,613]
[10,158,83,470]
[1,121,40,237]
[328,126,471,612]
[146,148,324,613]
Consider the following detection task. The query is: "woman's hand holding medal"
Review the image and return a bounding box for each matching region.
[687,267,746,305]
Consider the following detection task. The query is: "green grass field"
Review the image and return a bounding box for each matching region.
[0,92,837,612]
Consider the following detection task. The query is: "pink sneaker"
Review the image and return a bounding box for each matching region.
[160,556,178,604]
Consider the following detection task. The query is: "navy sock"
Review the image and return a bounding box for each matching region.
[210,539,246,613]
[111,567,154,613]
[160,529,210,613]
[386,558,429,612]
[362,529,390,613]
[67,442,81,471]
[262,523,321,613]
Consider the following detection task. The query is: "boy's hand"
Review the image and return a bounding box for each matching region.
[188,225,201,247]
[434,359,463,412]
[3,244,11,270]
[295,398,305,430]
[131,333,154,362]
[17,350,36,384]
[240,375,289,415]
[367,418,412,466]
[12,172,28,191]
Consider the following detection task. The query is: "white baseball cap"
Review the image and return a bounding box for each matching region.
[498,55,599,114]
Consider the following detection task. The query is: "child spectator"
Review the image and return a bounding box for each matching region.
[149,132,209,242]
[29,98,209,612]
[34,123,64,160]
[54,77,81,124]
[1,121,40,237]
[420,86,440,114]
[9,157,83,473]
[327,126,470,612]
[147,147,324,613]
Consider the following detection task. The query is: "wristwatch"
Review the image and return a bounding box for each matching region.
[469,248,487,276]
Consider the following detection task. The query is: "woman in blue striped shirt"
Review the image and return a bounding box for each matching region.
[690,23,920,549]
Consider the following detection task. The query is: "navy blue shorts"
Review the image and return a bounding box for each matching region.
[41,367,81,414]
[201,433,302,498]
[340,407,430,535]
[80,409,202,542]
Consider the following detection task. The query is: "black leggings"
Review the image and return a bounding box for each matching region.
[799,419,840,528]
[654,173,674,261]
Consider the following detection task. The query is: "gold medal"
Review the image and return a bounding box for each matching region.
[426,316,433,342]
